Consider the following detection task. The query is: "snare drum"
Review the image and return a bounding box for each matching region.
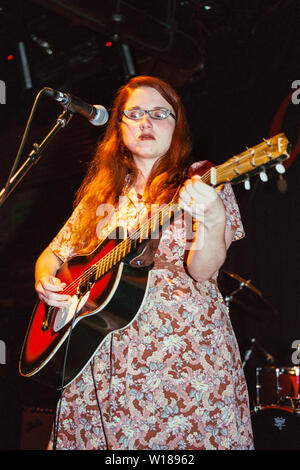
[251,405,300,450]
[256,366,300,405]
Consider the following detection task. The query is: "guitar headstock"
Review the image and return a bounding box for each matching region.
[213,133,290,189]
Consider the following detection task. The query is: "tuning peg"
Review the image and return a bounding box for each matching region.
[244,178,251,190]
[263,138,272,147]
[275,163,286,174]
[259,169,268,182]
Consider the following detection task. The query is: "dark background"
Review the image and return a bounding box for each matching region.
[0,0,299,450]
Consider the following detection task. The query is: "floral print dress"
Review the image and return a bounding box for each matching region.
[48,170,254,450]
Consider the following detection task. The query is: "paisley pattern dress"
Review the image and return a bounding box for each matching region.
[48,171,254,450]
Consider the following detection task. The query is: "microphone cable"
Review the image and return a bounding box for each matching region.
[52,296,82,450]
[90,358,109,450]
[0,88,46,207]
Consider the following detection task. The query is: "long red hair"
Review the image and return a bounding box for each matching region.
[71,75,192,252]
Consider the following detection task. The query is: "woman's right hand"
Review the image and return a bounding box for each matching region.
[35,275,71,307]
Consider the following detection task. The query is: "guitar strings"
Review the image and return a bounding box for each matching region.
[58,200,181,297]
[62,202,179,294]
[57,175,187,297]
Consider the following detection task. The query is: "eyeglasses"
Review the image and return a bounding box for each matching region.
[123,108,176,121]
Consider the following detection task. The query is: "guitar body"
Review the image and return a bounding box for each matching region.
[19,232,150,389]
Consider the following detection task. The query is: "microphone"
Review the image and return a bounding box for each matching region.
[44,87,109,126]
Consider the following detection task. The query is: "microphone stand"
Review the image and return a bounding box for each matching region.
[224,281,251,368]
[0,109,73,208]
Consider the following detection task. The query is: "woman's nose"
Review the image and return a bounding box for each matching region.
[139,112,152,129]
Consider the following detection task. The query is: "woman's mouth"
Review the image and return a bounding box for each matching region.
[138,133,155,140]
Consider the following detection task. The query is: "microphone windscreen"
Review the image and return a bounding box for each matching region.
[91,105,109,126]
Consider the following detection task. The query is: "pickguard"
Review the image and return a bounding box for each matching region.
[52,292,90,332]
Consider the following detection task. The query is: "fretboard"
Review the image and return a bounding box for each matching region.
[93,200,183,281]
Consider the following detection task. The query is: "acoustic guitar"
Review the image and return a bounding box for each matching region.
[19,133,290,389]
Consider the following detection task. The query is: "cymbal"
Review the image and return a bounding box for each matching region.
[218,270,277,320]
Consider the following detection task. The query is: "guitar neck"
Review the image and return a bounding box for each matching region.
[92,201,182,282]
[91,161,218,281]
[84,132,290,286]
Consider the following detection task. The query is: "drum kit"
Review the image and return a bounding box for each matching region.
[219,270,300,450]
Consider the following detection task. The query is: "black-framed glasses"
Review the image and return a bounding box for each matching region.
[123,108,176,121]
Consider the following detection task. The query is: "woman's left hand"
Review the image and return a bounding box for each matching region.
[179,175,226,229]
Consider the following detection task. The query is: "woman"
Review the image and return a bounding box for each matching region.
[35,75,253,450]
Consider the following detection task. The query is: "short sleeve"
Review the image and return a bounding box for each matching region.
[218,183,245,241]
[48,199,87,262]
